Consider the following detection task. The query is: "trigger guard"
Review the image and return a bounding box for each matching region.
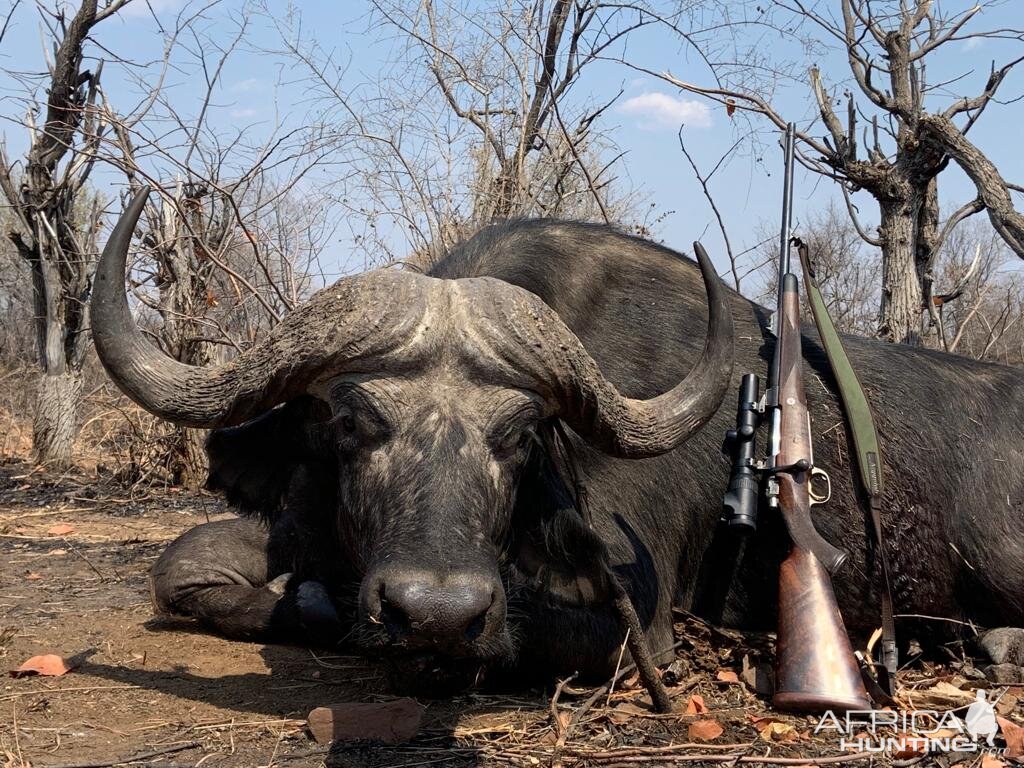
[808,467,831,505]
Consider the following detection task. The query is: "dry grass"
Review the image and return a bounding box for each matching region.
[0,361,188,489]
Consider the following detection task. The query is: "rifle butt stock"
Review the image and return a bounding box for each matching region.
[773,547,871,714]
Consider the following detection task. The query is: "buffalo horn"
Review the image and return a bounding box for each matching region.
[91,186,423,427]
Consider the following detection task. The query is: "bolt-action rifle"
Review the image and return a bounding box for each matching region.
[722,124,871,714]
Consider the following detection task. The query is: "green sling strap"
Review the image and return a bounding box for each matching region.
[794,238,898,694]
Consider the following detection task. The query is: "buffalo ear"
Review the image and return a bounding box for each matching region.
[512,443,612,607]
[206,396,333,522]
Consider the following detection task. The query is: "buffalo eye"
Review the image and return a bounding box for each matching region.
[493,424,536,459]
[329,399,389,451]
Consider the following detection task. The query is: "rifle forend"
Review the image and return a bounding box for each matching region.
[772,274,846,574]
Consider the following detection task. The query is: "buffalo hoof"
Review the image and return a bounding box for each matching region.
[295,580,344,643]
[978,627,1024,666]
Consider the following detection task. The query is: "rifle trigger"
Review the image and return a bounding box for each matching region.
[808,467,832,506]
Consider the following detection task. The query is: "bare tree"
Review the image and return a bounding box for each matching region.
[270,0,694,267]
[97,3,334,486]
[0,206,34,364]
[794,203,880,336]
[930,219,1023,362]
[758,205,1024,366]
[0,0,129,467]
[641,1,1024,345]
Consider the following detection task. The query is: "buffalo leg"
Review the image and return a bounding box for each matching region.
[150,517,342,643]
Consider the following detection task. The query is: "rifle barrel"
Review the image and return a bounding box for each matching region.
[768,123,798,469]
[777,123,796,295]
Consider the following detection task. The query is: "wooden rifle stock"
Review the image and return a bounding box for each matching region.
[773,540,871,713]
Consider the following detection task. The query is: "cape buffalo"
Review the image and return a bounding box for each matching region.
[92,189,1024,691]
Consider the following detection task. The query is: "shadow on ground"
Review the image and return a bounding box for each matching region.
[76,623,529,766]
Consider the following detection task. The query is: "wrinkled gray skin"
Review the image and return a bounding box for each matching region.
[124,220,1023,689]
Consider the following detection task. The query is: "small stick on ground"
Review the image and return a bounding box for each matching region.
[61,536,118,582]
[606,566,673,713]
[606,627,630,708]
[37,740,201,768]
[594,751,878,766]
[551,639,687,766]
[549,673,578,768]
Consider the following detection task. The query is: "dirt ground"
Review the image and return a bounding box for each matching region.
[0,459,1021,768]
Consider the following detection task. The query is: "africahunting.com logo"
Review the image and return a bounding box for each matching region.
[815,689,1012,755]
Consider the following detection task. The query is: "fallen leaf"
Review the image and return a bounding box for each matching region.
[685,694,708,715]
[689,718,724,741]
[307,699,424,745]
[10,654,72,678]
[620,671,641,690]
[46,524,74,536]
[997,716,1024,759]
[759,721,800,743]
[997,693,1019,715]
[24,572,42,581]
[716,669,740,684]
[981,754,1006,768]
[46,549,67,556]
[607,701,649,725]
[890,732,927,760]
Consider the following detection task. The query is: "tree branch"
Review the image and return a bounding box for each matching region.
[920,114,1024,257]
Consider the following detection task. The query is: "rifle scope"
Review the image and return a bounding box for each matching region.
[722,373,761,533]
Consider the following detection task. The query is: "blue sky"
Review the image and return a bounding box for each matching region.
[1,0,1021,287]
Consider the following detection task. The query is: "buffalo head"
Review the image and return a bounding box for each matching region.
[92,188,733,679]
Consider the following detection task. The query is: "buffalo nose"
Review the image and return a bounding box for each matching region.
[369,568,505,645]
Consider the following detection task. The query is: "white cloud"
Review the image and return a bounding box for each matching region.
[230,108,258,119]
[963,37,984,51]
[618,92,712,130]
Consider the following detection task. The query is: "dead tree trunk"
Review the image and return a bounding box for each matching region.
[0,0,114,467]
[878,199,922,344]
[653,1,1024,347]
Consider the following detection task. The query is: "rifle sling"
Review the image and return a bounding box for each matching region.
[793,239,898,696]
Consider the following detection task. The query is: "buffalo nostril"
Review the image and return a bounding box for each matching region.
[380,602,411,640]
[463,609,488,642]
[463,590,499,641]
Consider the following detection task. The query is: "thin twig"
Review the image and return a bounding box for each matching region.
[549,673,579,768]
[590,751,877,766]
[38,740,201,768]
